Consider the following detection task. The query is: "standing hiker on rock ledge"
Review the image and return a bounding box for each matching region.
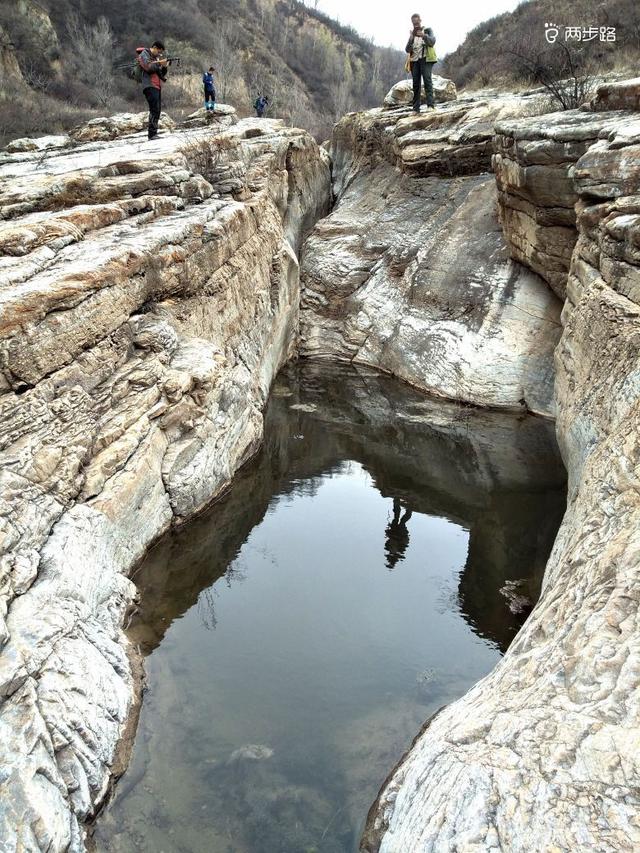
[203,66,217,111]
[405,13,437,113]
[138,40,168,140]
[254,94,269,118]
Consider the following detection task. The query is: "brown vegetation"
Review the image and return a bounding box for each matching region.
[507,40,597,109]
[442,0,640,91]
[0,0,404,145]
[178,134,234,183]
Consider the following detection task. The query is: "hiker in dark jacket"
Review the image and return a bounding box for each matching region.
[203,67,216,111]
[254,94,269,118]
[138,40,168,140]
[405,13,437,113]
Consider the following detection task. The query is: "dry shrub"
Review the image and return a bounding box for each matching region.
[178,134,235,183]
[0,83,94,147]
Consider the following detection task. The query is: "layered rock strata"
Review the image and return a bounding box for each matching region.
[0,115,330,850]
[363,95,640,853]
[329,90,549,189]
[301,93,562,415]
[493,109,632,298]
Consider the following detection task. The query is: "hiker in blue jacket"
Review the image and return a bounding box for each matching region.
[203,67,216,111]
[254,94,269,117]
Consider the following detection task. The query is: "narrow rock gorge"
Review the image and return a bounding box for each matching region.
[0,110,330,849]
[0,73,639,853]
[360,79,640,852]
[300,91,562,415]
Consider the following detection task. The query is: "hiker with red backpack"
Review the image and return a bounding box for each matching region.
[137,41,168,140]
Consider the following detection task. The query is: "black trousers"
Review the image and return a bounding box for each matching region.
[204,88,216,105]
[143,86,161,138]
[411,59,435,110]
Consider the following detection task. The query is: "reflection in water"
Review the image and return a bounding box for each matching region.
[93,363,566,853]
[384,498,413,570]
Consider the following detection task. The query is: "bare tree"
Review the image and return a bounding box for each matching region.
[20,58,53,94]
[66,14,114,108]
[507,39,597,110]
[213,19,240,102]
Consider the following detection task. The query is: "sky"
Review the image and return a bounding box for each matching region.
[311,0,525,56]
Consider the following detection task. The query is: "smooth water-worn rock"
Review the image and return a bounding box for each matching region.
[300,93,561,415]
[5,134,73,153]
[382,75,457,108]
[181,104,238,128]
[69,110,177,142]
[591,77,640,112]
[0,113,330,851]
[3,73,639,853]
[364,85,640,853]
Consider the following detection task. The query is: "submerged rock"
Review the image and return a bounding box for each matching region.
[227,744,275,763]
[1,69,638,853]
[498,579,532,614]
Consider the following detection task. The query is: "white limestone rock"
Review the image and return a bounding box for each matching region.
[0,112,330,850]
[182,103,238,129]
[383,75,457,107]
[364,80,640,853]
[5,135,72,153]
[301,97,562,416]
[493,109,632,298]
[69,111,176,142]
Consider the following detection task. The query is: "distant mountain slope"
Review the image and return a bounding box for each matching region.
[0,0,403,144]
[442,0,640,89]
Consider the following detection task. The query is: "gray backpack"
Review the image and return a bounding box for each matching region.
[130,47,145,83]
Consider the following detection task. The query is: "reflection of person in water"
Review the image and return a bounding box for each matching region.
[385,498,413,570]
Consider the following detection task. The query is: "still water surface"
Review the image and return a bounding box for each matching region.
[94,364,566,853]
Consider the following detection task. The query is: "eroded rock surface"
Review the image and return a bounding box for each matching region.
[493,109,632,298]
[364,89,640,853]
[0,114,330,850]
[591,77,640,112]
[301,93,562,415]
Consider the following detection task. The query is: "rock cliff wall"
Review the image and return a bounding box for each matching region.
[364,82,640,853]
[0,113,330,850]
[299,93,563,415]
[2,77,639,853]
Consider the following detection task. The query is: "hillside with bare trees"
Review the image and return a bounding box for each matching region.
[442,0,640,91]
[0,0,403,144]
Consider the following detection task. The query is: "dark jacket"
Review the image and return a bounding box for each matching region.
[138,48,165,90]
[202,71,215,92]
[405,28,437,62]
